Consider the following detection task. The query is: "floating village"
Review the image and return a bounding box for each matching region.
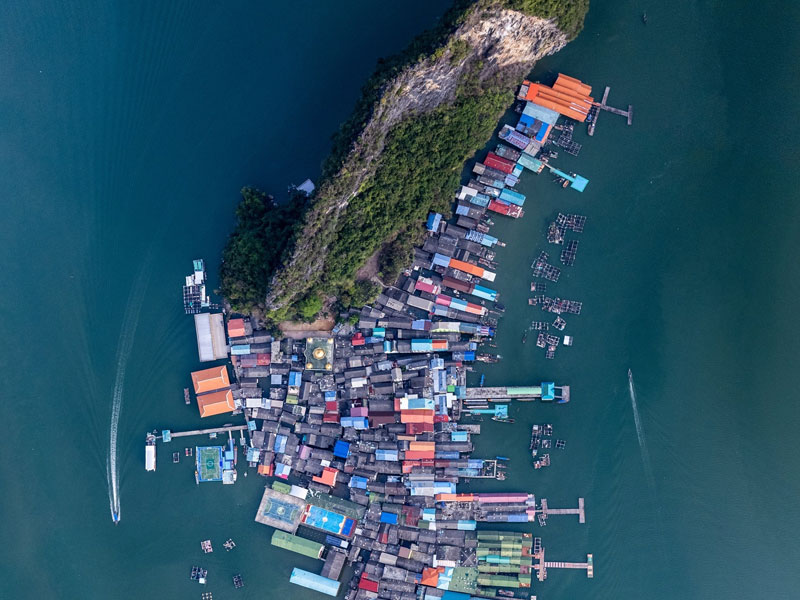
[147,73,632,598]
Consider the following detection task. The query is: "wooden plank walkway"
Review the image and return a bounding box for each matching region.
[587,87,610,136]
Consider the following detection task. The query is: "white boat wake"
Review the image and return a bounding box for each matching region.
[107,266,150,524]
[628,369,657,494]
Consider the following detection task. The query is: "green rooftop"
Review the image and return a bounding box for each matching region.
[271,530,324,559]
[447,567,479,594]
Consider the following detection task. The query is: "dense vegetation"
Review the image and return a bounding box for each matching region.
[506,0,589,39]
[219,0,590,322]
[219,187,307,314]
[322,85,512,286]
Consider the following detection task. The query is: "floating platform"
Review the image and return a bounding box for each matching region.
[531,252,562,282]
[560,240,579,266]
[191,566,208,584]
[556,213,587,232]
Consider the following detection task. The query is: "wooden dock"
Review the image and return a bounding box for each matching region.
[535,549,594,581]
[538,497,586,523]
[588,86,632,136]
[162,424,248,439]
[465,385,569,402]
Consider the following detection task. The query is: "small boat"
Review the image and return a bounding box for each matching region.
[522,332,528,344]
[496,456,510,461]
[173,452,180,463]
[642,12,648,24]
[479,374,485,387]
[491,417,515,424]
[112,511,120,524]
[184,387,190,405]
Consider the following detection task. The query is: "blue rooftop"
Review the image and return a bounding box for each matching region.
[426,212,442,232]
[289,568,340,597]
[333,440,351,459]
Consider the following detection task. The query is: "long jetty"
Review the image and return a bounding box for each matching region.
[465,385,569,402]
[161,424,248,439]
[588,86,632,136]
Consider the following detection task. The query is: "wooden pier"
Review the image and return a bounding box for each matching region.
[588,86,632,136]
[534,548,594,582]
[537,497,585,523]
[465,385,569,402]
[160,424,248,439]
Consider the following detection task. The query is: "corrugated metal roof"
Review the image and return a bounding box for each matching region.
[290,568,340,596]
[194,313,228,362]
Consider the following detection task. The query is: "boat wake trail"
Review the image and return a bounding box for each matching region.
[107,264,151,524]
[628,369,657,494]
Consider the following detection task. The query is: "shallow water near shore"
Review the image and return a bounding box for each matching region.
[1,1,799,599]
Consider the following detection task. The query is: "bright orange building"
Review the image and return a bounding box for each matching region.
[227,318,246,338]
[519,74,594,122]
[312,466,338,487]
[196,389,236,417]
[191,365,230,395]
[191,365,233,417]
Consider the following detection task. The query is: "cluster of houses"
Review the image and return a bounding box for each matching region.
[178,74,599,598]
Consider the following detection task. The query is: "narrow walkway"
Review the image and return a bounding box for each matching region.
[588,86,633,135]
[538,497,585,523]
[535,550,594,581]
[166,425,248,439]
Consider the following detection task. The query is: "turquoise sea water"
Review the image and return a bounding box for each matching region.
[1,1,799,599]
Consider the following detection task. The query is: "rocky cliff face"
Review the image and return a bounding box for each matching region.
[266,3,567,312]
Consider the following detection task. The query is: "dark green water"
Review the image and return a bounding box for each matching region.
[1,1,798,599]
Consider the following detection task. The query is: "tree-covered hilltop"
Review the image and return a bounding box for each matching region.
[219,0,589,322]
[219,187,307,313]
